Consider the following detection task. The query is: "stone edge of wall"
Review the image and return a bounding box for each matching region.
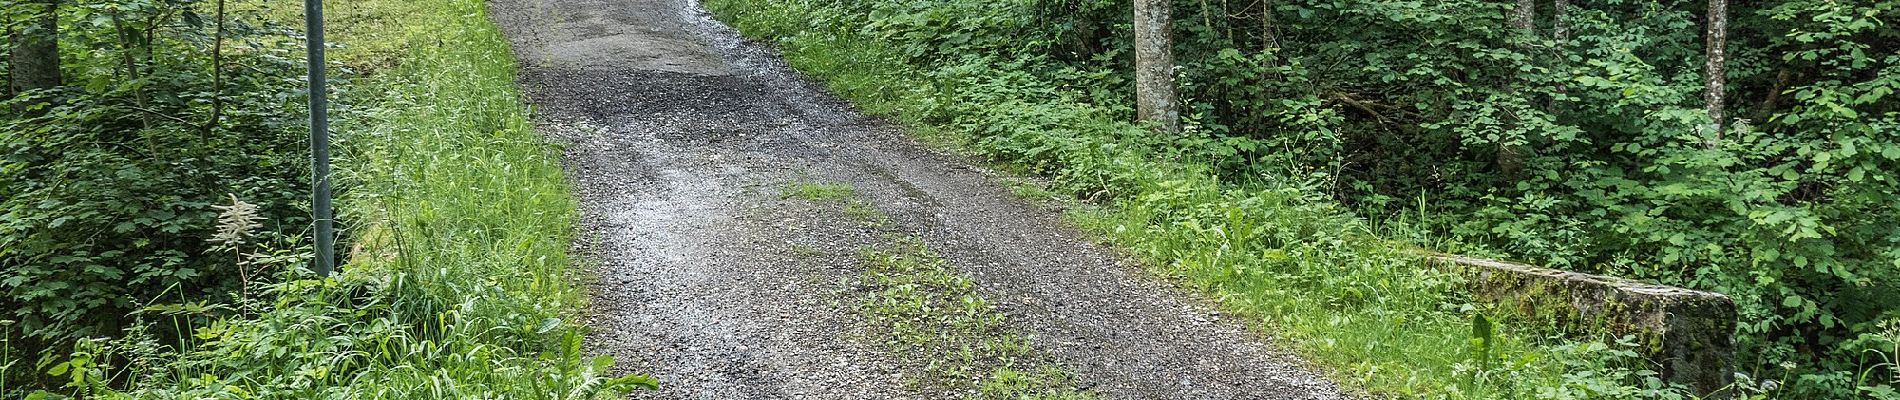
[1424,253,1738,397]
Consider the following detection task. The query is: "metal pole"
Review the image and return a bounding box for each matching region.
[306,0,334,276]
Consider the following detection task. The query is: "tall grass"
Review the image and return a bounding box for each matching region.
[313,0,654,396]
[705,1,1688,398]
[17,0,652,398]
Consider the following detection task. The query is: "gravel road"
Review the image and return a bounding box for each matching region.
[485,0,1347,398]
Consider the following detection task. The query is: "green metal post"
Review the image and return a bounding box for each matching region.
[307,0,334,276]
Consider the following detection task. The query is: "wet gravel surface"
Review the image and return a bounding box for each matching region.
[486,0,1347,398]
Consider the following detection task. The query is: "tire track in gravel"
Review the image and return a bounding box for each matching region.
[485,0,1348,398]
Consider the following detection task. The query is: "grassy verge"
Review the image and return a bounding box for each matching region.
[318,0,655,395]
[709,2,1685,399]
[786,181,1094,400]
[22,0,652,398]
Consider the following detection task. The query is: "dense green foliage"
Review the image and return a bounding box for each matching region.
[2,0,649,397]
[1073,1,1900,396]
[1081,3,1900,395]
[706,0,1899,398]
[1,0,314,385]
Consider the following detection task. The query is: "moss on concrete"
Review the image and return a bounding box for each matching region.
[1429,255,1737,397]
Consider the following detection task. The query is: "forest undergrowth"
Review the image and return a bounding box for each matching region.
[0,0,651,397]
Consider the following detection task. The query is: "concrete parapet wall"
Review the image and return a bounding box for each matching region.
[1428,254,1737,397]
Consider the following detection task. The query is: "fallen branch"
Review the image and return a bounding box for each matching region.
[1327,91,1390,124]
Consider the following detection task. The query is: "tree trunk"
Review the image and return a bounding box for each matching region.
[206,0,228,135]
[9,0,60,103]
[4,11,14,102]
[1499,0,1535,176]
[1552,0,1569,46]
[1510,0,1535,35]
[1549,0,1570,103]
[1134,0,1180,134]
[1702,0,1728,147]
[110,10,150,128]
[1261,0,1281,52]
[1754,68,1791,120]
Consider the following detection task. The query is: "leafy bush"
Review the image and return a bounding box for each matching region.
[0,0,312,377]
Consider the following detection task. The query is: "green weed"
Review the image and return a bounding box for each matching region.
[790,244,828,260]
[784,181,859,201]
[782,180,891,225]
[857,238,1096,400]
[842,201,891,226]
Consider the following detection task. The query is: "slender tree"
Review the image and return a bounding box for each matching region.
[1702,0,1728,147]
[1549,0,1570,104]
[109,7,150,127]
[1498,0,1535,176]
[9,0,60,107]
[1551,0,1569,44]
[206,0,227,134]
[1134,0,1180,134]
[1260,0,1280,52]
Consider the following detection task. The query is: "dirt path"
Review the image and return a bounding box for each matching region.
[486,0,1345,398]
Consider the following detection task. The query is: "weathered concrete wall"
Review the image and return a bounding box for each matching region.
[1427,255,1736,397]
